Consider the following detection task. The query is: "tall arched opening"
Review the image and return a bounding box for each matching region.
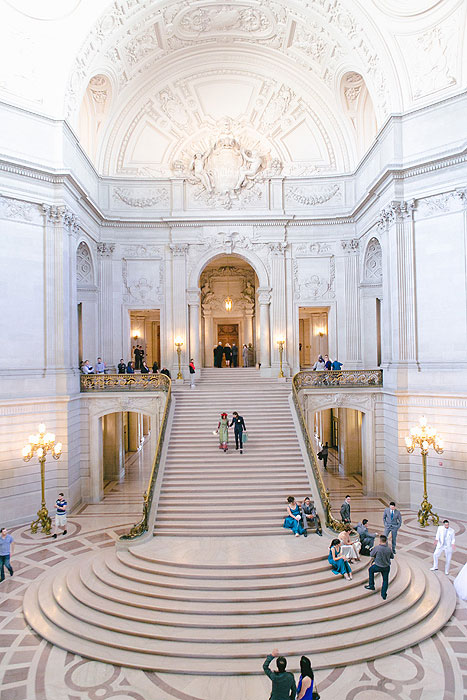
[199,255,259,368]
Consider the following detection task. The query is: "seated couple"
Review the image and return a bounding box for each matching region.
[283,496,323,538]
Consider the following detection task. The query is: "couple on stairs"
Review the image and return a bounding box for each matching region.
[215,411,246,452]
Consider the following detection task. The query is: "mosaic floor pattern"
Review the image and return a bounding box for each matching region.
[1,446,466,700]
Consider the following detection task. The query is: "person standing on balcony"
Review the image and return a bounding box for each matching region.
[383,502,402,554]
[96,357,106,374]
[312,355,325,370]
[117,359,126,374]
[152,360,159,373]
[80,360,94,374]
[189,358,196,388]
[332,358,343,371]
[140,361,149,374]
[324,354,332,370]
[231,343,239,367]
[126,361,135,374]
[133,345,140,369]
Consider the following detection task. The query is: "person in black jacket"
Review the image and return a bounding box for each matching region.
[231,343,239,367]
[224,343,232,367]
[152,360,159,373]
[263,650,296,700]
[160,367,171,378]
[229,411,246,453]
[340,495,351,524]
[117,359,126,374]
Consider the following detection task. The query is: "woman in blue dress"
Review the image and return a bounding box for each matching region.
[283,496,306,537]
[296,655,315,700]
[328,538,352,580]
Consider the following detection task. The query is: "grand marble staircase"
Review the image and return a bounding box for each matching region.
[23,368,456,679]
[155,368,311,536]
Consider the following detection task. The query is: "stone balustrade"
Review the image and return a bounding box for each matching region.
[294,369,383,389]
[80,373,170,392]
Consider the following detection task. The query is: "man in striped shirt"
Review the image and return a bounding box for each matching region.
[52,493,67,539]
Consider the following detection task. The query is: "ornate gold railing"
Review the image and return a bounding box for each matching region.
[294,369,382,389]
[292,372,344,532]
[80,373,170,392]
[118,374,171,541]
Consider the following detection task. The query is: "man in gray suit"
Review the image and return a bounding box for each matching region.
[383,501,402,554]
[263,649,296,700]
[340,495,351,524]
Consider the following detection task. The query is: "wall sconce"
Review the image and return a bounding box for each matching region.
[133,332,139,341]
[174,337,183,380]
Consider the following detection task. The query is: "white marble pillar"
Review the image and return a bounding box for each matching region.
[268,242,289,375]
[257,287,271,369]
[103,412,125,481]
[97,242,115,368]
[244,312,254,346]
[381,201,417,367]
[187,288,201,369]
[128,412,140,452]
[170,243,189,377]
[341,239,362,369]
[204,312,213,367]
[142,415,150,436]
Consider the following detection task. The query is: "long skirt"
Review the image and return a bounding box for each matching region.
[328,555,351,576]
[283,516,305,536]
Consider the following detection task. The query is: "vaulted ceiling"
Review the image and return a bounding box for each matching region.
[1,0,465,175]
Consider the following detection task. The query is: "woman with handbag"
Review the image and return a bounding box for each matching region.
[297,655,319,699]
[328,538,352,580]
[216,412,229,452]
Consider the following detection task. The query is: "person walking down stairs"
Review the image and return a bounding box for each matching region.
[229,411,246,453]
[216,412,229,451]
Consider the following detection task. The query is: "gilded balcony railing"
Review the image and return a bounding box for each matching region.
[80,373,170,392]
[294,369,383,389]
[119,373,171,540]
[292,372,345,532]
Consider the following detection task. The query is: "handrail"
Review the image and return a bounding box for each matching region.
[294,369,382,389]
[120,375,172,540]
[292,372,344,532]
[80,373,170,391]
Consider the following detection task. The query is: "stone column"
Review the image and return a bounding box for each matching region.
[97,242,115,369]
[128,412,140,452]
[340,239,361,369]
[142,415,150,436]
[170,243,189,378]
[269,243,289,375]
[103,413,125,481]
[187,288,201,369]
[203,312,213,367]
[257,287,271,369]
[378,201,417,369]
[244,312,254,346]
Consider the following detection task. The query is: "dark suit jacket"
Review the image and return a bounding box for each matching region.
[340,501,351,522]
[263,655,296,700]
[230,415,246,431]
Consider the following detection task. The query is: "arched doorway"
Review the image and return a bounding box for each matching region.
[199,255,258,367]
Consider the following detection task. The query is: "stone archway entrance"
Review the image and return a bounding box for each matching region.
[199,255,257,367]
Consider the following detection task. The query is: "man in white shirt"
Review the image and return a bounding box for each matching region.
[95,357,106,374]
[81,360,94,374]
[431,519,456,574]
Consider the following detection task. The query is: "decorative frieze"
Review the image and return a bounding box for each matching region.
[341,238,360,252]
[377,200,415,228]
[0,195,37,222]
[170,243,189,257]
[97,242,115,257]
[113,187,169,208]
[285,184,341,207]
[295,242,333,255]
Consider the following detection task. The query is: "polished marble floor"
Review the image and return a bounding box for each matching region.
[1,439,466,700]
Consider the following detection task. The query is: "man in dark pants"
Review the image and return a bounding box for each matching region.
[230,411,246,453]
[263,649,296,700]
[340,495,351,524]
[300,496,323,536]
[364,534,394,599]
[213,342,223,367]
[231,343,239,367]
[321,442,329,469]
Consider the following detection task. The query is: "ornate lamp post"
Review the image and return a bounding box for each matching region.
[22,424,62,534]
[405,416,443,527]
[277,337,285,379]
[174,337,183,380]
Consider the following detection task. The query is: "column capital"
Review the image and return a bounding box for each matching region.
[97,242,115,257]
[377,199,416,228]
[187,288,201,305]
[170,243,189,257]
[340,238,360,254]
[41,204,80,234]
[268,242,287,255]
[257,287,271,304]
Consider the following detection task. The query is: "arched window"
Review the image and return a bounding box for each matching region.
[363,237,382,283]
[340,72,377,156]
[76,241,94,285]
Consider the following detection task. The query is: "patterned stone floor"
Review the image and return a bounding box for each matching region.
[1,442,466,700]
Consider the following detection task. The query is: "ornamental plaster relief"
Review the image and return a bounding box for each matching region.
[294,242,333,255]
[0,195,39,222]
[293,256,336,301]
[285,184,342,207]
[396,14,459,99]
[122,258,163,305]
[416,189,467,217]
[305,391,378,413]
[112,186,170,208]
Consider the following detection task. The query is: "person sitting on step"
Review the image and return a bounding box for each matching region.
[356,519,377,555]
[338,524,361,562]
[283,496,306,537]
[328,538,352,580]
[300,496,322,536]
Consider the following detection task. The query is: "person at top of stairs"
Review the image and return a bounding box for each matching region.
[216,412,229,451]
